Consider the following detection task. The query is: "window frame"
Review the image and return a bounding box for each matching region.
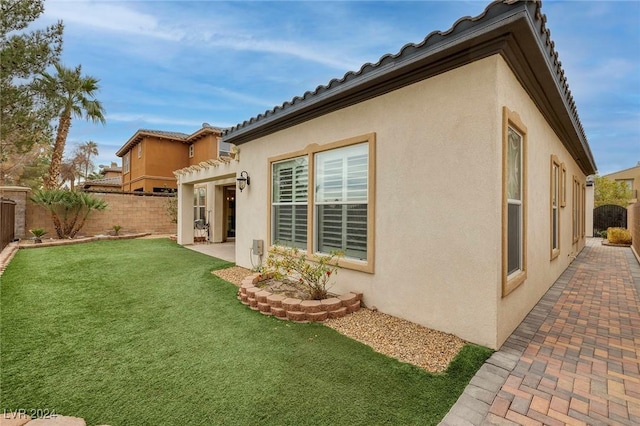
[560,163,567,207]
[581,183,586,238]
[188,144,194,158]
[194,186,207,222]
[550,155,561,260]
[267,133,376,273]
[502,107,527,297]
[123,153,130,174]
[271,155,309,250]
[572,176,580,243]
[137,143,142,158]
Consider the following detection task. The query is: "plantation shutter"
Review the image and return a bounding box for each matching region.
[272,157,308,248]
[315,143,368,260]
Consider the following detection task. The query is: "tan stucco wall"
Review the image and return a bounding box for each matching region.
[181,55,590,349]
[495,57,586,346]
[122,138,188,191]
[233,56,503,348]
[190,135,219,165]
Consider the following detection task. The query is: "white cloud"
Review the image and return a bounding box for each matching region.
[44,0,183,41]
[107,112,208,128]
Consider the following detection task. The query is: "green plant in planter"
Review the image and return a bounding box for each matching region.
[264,245,343,300]
[29,228,47,243]
[113,225,122,236]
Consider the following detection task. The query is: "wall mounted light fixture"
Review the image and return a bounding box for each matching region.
[237,171,250,192]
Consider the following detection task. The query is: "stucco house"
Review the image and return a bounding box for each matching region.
[81,162,122,192]
[174,0,596,349]
[115,125,227,193]
[604,162,640,204]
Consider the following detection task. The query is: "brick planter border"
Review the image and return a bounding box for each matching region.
[237,273,362,323]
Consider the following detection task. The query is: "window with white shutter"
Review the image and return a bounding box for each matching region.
[272,156,308,249]
[315,143,368,260]
[268,133,375,273]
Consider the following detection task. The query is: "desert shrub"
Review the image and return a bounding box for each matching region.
[599,230,608,239]
[265,245,343,300]
[607,227,632,245]
[31,189,107,238]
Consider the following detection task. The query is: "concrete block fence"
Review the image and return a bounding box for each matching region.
[21,190,176,238]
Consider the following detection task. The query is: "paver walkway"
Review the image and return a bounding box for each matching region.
[442,239,640,425]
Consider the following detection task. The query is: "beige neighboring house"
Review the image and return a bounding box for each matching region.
[81,162,122,192]
[604,162,640,203]
[173,1,596,349]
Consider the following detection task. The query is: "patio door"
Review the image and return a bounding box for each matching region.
[223,186,236,241]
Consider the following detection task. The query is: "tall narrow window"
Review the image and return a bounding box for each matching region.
[188,144,194,158]
[502,107,527,296]
[123,153,130,174]
[137,143,142,158]
[572,177,582,243]
[507,128,523,276]
[550,156,561,259]
[194,187,206,221]
[272,157,308,249]
[315,143,368,260]
[560,164,567,207]
[581,184,586,238]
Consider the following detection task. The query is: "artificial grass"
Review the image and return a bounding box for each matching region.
[1,239,492,425]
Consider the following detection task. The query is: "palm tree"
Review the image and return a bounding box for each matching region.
[59,158,79,190]
[40,63,105,189]
[77,140,99,178]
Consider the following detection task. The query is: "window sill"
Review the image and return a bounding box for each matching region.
[503,270,526,297]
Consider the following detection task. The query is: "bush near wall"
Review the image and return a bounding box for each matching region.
[607,227,632,245]
[26,192,176,237]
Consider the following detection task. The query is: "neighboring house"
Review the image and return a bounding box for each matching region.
[174,0,596,349]
[115,124,227,193]
[81,162,122,192]
[603,162,640,203]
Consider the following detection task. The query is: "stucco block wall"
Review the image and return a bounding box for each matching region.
[234,56,503,348]
[122,138,187,191]
[495,57,587,346]
[191,135,219,164]
[631,202,640,259]
[26,192,176,236]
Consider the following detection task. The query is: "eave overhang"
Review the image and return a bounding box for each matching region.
[222,0,596,175]
[115,127,222,157]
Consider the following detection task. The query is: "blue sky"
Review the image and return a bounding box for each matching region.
[37,0,639,175]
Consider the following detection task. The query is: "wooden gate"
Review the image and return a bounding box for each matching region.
[593,204,627,235]
[0,197,16,251]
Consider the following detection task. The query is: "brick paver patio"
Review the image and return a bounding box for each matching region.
[442,239,640,425]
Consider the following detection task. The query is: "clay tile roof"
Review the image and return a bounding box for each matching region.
[222,0,596,175]
[81,176,122,188]
[115,125,224,157]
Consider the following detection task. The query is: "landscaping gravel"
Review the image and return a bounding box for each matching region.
[213,265,465,373]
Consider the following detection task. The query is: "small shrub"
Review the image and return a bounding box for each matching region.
[599,230,608,239]
[113,225,122,235]
[264,245,343,300]
[607,227,632,245]
[29,228,47,243]
[166,197,178,224]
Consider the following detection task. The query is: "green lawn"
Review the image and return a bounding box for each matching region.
[1,239,491,426]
